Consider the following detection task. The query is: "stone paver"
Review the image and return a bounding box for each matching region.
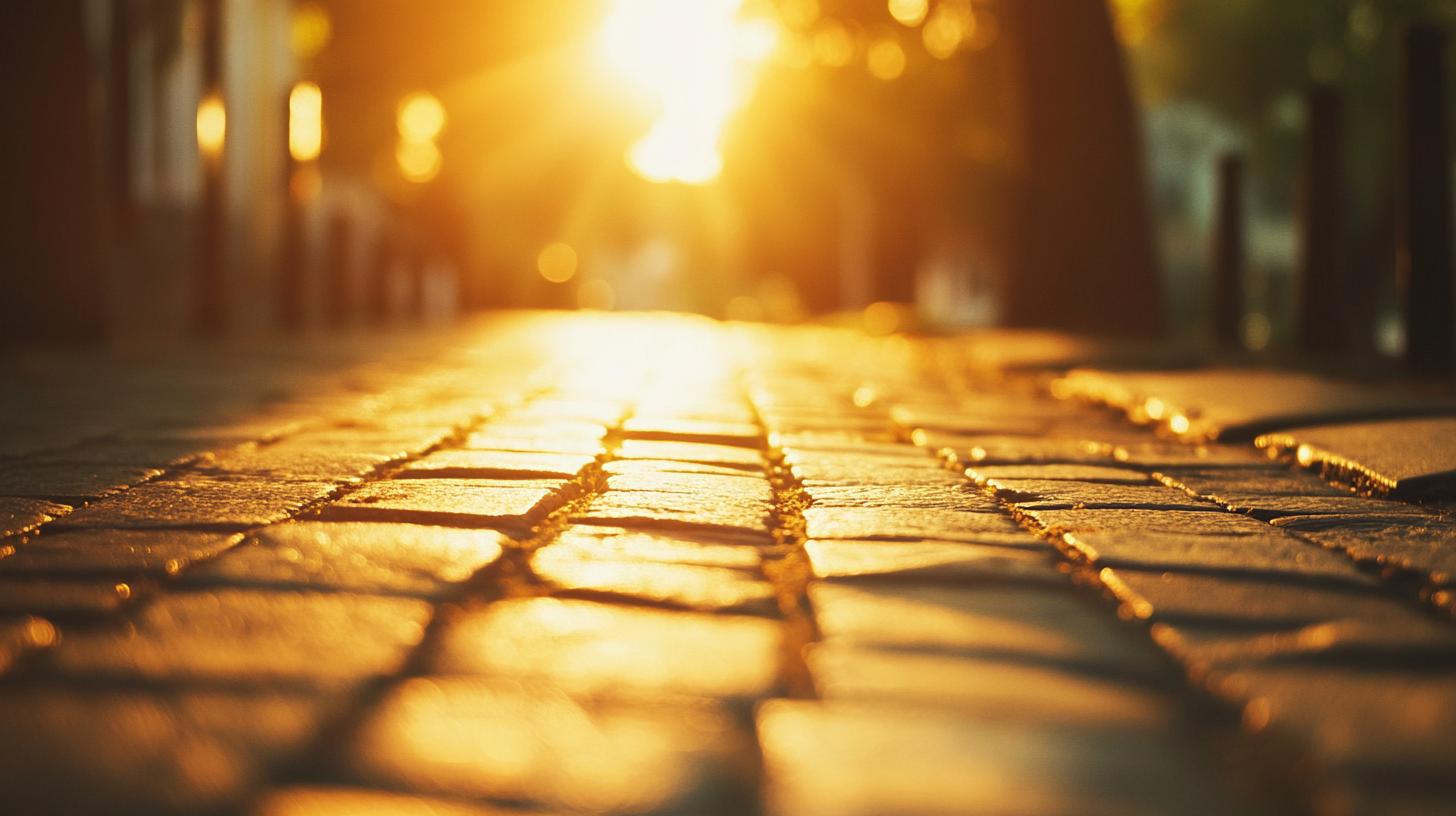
[1257,416,1456,497]
[340,677,752,815]
[0,529,241,576]
[1053,368,1456,442]
[398,449,597,480]
[4,313,1456,814]
[320,478,569,531]
[810,583,1169,679]
[187,523,506,598]
[533,547,776,613]
[45,589,431,685]
[427,598,782,701]
[804,539,1061,583]
[757,701,1239,816]
[540,524,763,570]
[0,497,71,537]
[0,686,334,816]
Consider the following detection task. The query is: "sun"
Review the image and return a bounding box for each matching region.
[599,0,778,184]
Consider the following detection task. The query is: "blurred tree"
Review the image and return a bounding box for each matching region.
[1124,0,1456,346]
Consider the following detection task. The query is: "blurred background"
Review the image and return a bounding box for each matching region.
[2,0,1454,356]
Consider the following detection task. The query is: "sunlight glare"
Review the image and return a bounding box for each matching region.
[601,0,778,184]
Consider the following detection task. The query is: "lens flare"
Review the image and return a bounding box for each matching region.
[601,0,777,184]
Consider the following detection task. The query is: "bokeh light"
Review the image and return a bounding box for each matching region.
[288,81,323,162]
[577,279,616,309]
[396,92,446,184]
[923,2,973,59]
[397,92,447,142]
[888,0,929,28]
[195,93,226,158]
[395,139,442,183]
[867,36,906,80]
[813,20,855,67]
[290,2,332,58]
[537,242,579,284]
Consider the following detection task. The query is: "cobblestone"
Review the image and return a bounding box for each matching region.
[320,478,570,531]
[44,589,431,685]
[4,313,1456,813]
[0,529,240,576]
[340,677,752,815]
[187,523,506,598]
[757,701,1238,816]
[0,497,71,537]
[0,686,332,816]
[427,598,782,701]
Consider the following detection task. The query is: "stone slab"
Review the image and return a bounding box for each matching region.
[532,548,776,613]
[803,507,1023,542]
[320,479,568,530]
[0,686,332,816]
[808,644,1173,728]
[757,701,1238,816]
[1256,416,1456,498]
[46,589,430,685]
[341,677,752,814]
[399,449,596,480]
[427,598,781,701]
[810,583,1167,679]
[0,529,240,576]
[543,524,762,570]
[1056,369,1456,442]
[804,539,1061,584]
[0,497,70,537]
[187,523,506,598]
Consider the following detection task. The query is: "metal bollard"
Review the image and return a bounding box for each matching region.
[1294,85,1344,354]
[1210,153,1245,349]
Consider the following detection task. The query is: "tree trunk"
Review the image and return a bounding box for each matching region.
[995,0,1166,338]
[0,1,111,343]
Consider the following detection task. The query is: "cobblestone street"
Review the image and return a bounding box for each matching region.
[3,313,1456,815]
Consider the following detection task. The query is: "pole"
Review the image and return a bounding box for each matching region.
[1399,23,1455,375]
[1211,153,1245,349]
